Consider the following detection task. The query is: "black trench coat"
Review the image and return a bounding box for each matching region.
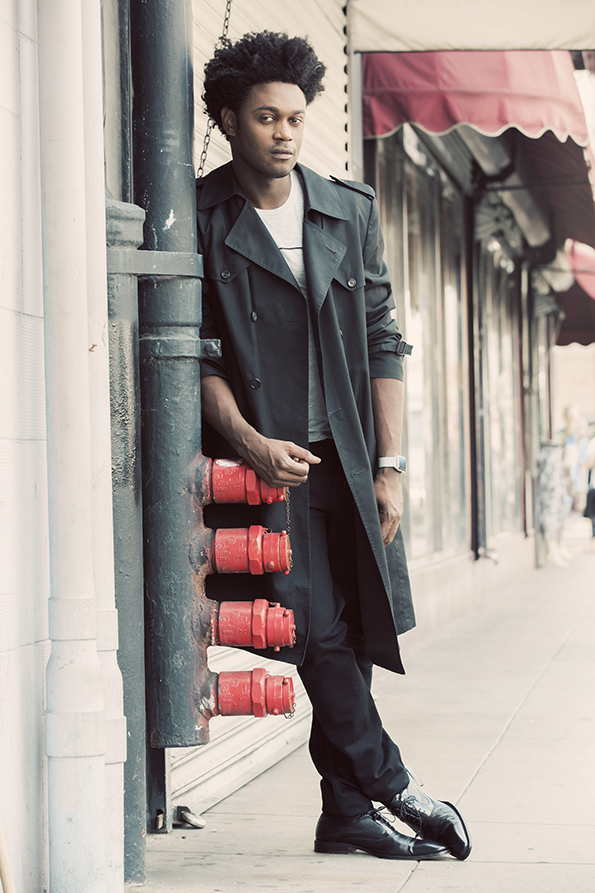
[198,162,415,674]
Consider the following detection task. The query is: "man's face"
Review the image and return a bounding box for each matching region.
[222,82,306,181]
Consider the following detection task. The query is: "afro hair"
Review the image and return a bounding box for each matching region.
[202,31,326,137]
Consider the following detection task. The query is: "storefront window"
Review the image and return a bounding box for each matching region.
[374,126,469,559]
[440,183,468,550]
[477,242,523,539]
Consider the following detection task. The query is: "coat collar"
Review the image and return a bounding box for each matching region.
[197,161,349,221]
[197,162,348,311]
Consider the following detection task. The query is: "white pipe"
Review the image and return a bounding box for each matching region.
[81,0,127,888]
[37,0,108,889]
[349,51,364,180]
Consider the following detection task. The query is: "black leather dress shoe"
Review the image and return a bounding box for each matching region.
[388,775,471,861]
[314,810,448,860]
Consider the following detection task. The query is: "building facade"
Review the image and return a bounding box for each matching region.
[1,1,595,890]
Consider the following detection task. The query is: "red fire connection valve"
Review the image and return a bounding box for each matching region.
[187,452,298,738]
[217,668,295,717]
[210,459,286,505]
[212,526,291,575]
[215,598,296,651]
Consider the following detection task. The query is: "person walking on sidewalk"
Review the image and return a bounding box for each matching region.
[198,30,471,862]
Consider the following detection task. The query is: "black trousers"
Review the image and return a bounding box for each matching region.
[297,440,409,816]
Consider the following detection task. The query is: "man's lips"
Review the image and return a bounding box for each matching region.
[271,148,293,158]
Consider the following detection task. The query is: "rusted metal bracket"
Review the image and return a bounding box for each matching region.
[139,330,221,360]
[107,249,221,360]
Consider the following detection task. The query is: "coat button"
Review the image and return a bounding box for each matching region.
[251,311,258,321]
[347,278,357,288]
[249,378,261,389]
[221,269,231,280]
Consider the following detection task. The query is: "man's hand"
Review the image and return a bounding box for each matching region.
[201,376,320,487]
[244,435,321,488]
[374,468,403,545]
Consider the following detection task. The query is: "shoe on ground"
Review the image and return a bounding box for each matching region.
[314,809,448,860]
[388,773,471,861]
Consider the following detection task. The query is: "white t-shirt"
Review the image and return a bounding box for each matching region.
[255,172,331,442]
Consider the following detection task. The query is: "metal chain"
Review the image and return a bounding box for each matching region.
[284,487,291,539]
[284,486,293,571]
[197,121,215,179]
[220,0,233,40]
[197,0,234,179]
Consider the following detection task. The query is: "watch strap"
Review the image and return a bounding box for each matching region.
[377,455,407,473]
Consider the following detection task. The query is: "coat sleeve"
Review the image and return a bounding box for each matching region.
[199,279,229,381]
[197,205,228,381]
[363,197,412,381]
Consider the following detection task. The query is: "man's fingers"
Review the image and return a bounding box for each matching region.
[378,503,401,545]
[303,449,322,465]
[375,473,403,546]
[382,516,400,546]
[288,446,321,466]
[246,438,321,488]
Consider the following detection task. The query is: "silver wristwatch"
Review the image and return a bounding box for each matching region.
[377,455,407,473]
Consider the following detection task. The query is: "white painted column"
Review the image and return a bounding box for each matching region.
[82,0,127,888]
[37,0,108,889]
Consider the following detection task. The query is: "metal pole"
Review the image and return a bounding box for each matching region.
[130,0,204,830]
[465,195,481,558]
[38,0,108,887]
[472,240,488,555]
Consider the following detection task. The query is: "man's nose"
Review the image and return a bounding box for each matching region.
[273,120,292,141]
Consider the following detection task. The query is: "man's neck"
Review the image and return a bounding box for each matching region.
[232,161,293,210]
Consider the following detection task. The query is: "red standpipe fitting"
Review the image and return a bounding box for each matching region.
[216,599,296,651]
[211,459,285,505]
[212,526,291,575]
[217,668,295,717]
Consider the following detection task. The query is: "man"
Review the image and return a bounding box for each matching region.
[198,31,471,862]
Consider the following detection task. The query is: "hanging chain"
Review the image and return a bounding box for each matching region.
[197,0,234,178]
[220,0,233,40]
[284,487,291,540]
[197,122,215,179]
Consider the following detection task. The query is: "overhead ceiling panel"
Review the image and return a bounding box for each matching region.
[349,0,595,53]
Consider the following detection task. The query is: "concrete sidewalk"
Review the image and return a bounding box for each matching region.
[145,523,595,893]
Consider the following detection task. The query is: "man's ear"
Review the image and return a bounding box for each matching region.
[221,107,237,138]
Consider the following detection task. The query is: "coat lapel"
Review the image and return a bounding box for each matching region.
[199,161,351,306]
[303,220,346,315]
[299,165,348,315]
[225,201,298,289]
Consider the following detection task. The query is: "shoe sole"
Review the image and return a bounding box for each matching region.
[314,840,447,860]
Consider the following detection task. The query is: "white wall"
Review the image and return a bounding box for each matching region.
[0,1,50,890]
